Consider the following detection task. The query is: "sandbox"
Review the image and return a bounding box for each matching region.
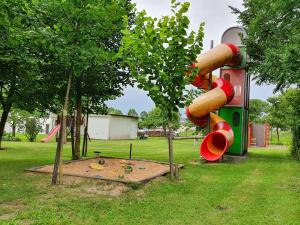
[27,157,178,184]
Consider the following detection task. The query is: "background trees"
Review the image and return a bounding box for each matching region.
[231,0,300,92]
[138,107,180,133]
[232,0,300,158]
[249,99,268,123]
[266,89,300,145]
[119,0,204,178]
[33,0,134,159]
[107,107,123,115]
[127,109,138,117]
[0,0,42,149]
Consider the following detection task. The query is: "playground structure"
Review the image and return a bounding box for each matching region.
[41,116,74,143]
[187,27,249,161]
[248,123,270,147]
[41,124,60,143]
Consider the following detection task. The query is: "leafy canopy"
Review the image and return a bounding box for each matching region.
[249,99,268,123]
[119,0,204,122]
[231,0,300,91]
[33,0,134,114]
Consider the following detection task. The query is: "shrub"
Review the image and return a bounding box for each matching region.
[24,118,42,142]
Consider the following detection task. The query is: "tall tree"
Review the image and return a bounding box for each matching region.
[127,108,138,117]
[231,0,300,92]
[35,0,134,159]
[139,111,148,120]
[231,0,300,159]
[119,0,204,178]
[0,0,42,149]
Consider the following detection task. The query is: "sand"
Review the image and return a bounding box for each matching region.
[30,157,170,183]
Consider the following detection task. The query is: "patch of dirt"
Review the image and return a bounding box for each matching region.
[267,145,288,150]
[35,175,130,197]
[0,201,24,212]
[80,182,129,197]
[0,213,14,221]
[0,201,25,221]
[215,205,228,211]
[29,157,170,183]
[189,159,202,165]
[20,219,32,225]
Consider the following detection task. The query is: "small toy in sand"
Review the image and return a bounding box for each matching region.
[89,163,104,171]
[124,165,133,174]
[98,158,105,165]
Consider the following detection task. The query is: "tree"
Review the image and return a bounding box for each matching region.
[140,111,148,120]
[231,0,300,159]
[127,108,138,117]
[7,108,30,137]
[34,0,134,159]
[266,96,287,144]
[231,0,300,92]
[138,111,148,129]
[0,0,42,149]
[119,0,204,178]
[249,99,269,123]
[139,107,180,132]
[107,107,123,115]
[24,118,43,142]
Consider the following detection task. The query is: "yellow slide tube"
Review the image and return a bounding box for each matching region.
[186,43,241,161]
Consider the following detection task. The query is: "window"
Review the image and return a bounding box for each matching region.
[224,73,230,82]
[233,112,240,127]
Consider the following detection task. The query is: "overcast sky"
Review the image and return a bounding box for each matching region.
[107,0,276,114]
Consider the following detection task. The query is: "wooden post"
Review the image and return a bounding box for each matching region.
[84,106,89,156]
[129,143,132,159]
[52,72,72,185]
[174,164,179,179]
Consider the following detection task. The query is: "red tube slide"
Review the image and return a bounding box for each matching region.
[186,43,241,161]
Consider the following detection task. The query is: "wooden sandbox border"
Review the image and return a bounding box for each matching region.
[25,156,184,185]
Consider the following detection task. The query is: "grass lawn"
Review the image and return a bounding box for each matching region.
[0,138,299,225]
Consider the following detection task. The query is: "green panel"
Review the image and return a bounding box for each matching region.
[219,107,248,155]
[222,47,247,69]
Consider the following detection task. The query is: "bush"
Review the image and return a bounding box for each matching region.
[24,118,42,142]
[291,122,300,161]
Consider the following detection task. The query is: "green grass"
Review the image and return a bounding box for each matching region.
[0,138,299,225]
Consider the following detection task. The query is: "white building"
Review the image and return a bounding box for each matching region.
[3,113,138,140]
[86,114,138,140]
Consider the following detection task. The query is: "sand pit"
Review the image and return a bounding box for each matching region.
[27,157,174,183]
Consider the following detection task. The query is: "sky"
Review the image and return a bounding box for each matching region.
[106,0,276,114]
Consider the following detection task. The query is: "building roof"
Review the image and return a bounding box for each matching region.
[108,113,139,119]
[88,114,139,120]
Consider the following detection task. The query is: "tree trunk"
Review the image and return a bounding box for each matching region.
[276,127,280,144]
[12,123,16,137]
[71,116,75,160]
[52,72,72,185]
[82,110,89,157]
[163,125,167,137]
[0,105,12,149]
[167,125,175,180]
[74,80,82,160]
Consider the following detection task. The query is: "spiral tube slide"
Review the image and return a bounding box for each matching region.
[186,43,241,161]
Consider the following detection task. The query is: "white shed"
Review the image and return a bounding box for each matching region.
[87,114,138,140]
